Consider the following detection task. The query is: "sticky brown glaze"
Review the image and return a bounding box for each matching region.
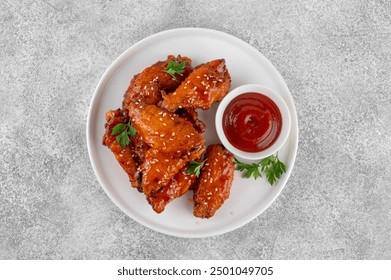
[161,59,231,111]
[147,165,198,213]
[123,55,192,109]
[140,149,187,196]
[193,144,234,218]
[102,109,141,188]
[128,103,205,156]
[141,145,205,196]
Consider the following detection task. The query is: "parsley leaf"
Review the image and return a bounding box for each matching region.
[234,154,287,186]
[233,158,248,172]
[111,121,137,148]
[164,61,187,81]
[185,159,206,177]
[234,158,262,180]
[261,154,287,185]
[111,123,127,135]
[127,125,137,136]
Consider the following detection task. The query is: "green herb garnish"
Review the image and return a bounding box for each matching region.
[234,158,262,179]
[185,160,206,177]
[234,154,287,185]
[111,121,137,148]
[164,61,186,81]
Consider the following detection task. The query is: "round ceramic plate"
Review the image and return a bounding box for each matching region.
[87,28,298,238]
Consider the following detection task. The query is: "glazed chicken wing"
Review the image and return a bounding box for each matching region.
[161,59,231,111]
[123,55,192,108]
[147,164,198,213]
[193,144,234,218]
[102,109,141,188]
[141,145,205,196]
[128,103,205,155]
[141,149,187,196]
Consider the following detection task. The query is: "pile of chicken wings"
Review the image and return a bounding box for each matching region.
[102,55,235,218]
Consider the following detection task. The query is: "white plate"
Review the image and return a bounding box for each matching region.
[87,28,298,238]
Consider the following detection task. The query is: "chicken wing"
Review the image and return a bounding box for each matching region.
[193,144,234,218]
[128,103,205,155]
[123,55,192,109]
[102,109,141,188]
[140,149,186,196]
[140,145,205,196]
[161,59,231,111]
[147,164,197,213]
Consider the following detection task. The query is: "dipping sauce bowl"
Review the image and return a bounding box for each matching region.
[215,84,291,160]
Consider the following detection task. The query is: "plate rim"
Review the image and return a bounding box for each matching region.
[86,27,299,238]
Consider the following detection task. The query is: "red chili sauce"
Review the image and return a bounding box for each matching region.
[223,92,282,152]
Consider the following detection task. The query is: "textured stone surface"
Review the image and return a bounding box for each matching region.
[1,0,390,259]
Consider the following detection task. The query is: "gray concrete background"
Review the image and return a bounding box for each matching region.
[1,0,390,259]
